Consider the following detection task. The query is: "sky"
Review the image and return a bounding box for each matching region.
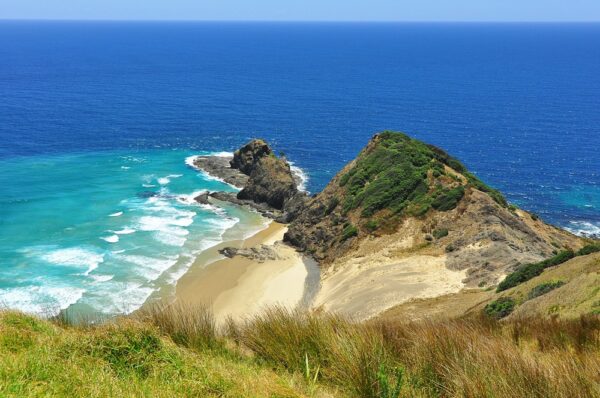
[1,0,600,22]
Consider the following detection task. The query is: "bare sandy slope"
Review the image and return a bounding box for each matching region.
[175,222,312,323]
[314,231,468,320]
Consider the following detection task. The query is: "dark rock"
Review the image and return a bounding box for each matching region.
[219,244,280,263]
[230,139,300,211]
[193,192,211,205]
[230,139,272,175]
[192,155,249,188]
[219,247,239,258]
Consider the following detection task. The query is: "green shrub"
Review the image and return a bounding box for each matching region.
[325,197,340,215]
[431,186,465,211]
[342,223,359,241]
[577,243,600,256]
[338,131,505,219]
[365,219,379,232]
[484,297,515,319]
[497,250,575,292]
[463,171,508,207]
[527,281,565,300]
[432,228,449,239]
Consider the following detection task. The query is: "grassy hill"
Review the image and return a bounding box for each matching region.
[1,304,598,397]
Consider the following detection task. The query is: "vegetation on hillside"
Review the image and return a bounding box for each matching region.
[338,132,507,222]
[527,280,566,300]
[484,297,516,319]
[497,244,600,292]
[1,305,598,397]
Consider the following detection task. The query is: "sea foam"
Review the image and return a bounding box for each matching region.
[101,235,119,244]
[288,161,309,192]
[0,285,86,316]
[565,221,600,238]
[38,247,105,276]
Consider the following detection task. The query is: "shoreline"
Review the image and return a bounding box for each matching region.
[173,221,318,323]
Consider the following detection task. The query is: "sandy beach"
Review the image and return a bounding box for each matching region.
[175,221,315,323]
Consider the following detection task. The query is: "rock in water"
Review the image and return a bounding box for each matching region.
[232,139,304,211]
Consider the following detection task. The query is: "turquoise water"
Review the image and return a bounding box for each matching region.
[0,150,267,315]
[1,22,599,315]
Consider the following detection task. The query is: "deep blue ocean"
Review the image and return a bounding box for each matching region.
[1,22,599,315]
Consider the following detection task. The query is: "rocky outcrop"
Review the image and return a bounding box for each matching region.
[230,140,272,175]
[191,139,308,220]
[194,132,585,289]
[233,139,304,211]
[285,131,585,287]
[237,154,298,210]
[218,244,282,263]
[193,156,249,188]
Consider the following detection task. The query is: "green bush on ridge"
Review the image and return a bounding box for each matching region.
[484,297,516,319]
[527,280,565,300]
[497,250,575,292]
[577,243,600,256]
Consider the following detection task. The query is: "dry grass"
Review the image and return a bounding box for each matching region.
[135,302,220,351]
[0,304,598,397]
[232,307,600,397]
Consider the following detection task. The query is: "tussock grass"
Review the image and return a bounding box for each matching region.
[0,306,598,397]
[136,302,220,351]
[233,307,599,397]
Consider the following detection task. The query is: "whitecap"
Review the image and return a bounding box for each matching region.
[0,285,85,317]
[185,155,199,168]
[121,166,130,170]
[113,227,136,235]
[142,183,156,188]
[109,211,123,217]
[101,235,119,244]
[154,232,187,247]
[39,247,104,274]
[288,161,309,192]
[157,174,183,186]
[83,282,155,315]
[89,274,114,283]
[565,221,600,238]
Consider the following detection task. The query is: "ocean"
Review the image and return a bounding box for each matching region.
[1,21,599,315]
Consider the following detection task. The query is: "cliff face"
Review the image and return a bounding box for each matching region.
[285,132,584,289]
[231,139,306,213]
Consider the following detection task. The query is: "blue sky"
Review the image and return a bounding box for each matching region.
[1,0,600,21]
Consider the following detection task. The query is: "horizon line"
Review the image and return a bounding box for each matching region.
[1,18,600,24]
